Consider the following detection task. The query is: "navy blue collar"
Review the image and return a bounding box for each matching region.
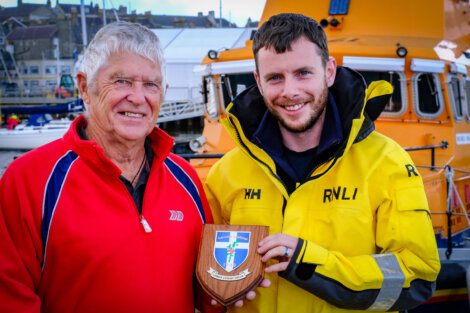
[252,92,344,158]
[251,93,343,183]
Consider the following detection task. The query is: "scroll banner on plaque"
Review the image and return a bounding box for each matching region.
[196,224,268,306]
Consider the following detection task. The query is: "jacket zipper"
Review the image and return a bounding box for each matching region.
[229,116,288,192]
[120,180,153,233]
[140,215,153,233]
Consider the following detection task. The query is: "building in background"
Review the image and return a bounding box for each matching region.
[0,0,256,98]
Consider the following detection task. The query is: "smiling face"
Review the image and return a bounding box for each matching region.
[78,52,163,144]
[254,36,336,134]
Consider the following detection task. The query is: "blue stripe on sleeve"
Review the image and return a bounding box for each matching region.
[41,150,78,269]
[164,157,206,224]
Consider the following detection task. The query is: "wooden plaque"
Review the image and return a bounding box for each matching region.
[196,224,269,306]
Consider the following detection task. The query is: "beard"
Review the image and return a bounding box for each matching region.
[266,80,329,134]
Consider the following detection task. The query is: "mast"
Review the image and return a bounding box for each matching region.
[80,0,88,47]
[102,0,107,26]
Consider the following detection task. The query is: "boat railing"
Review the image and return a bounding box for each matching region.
[158,100,204,123]
[178,153,224,161]
[178,141,451,163]
[404,141,449,170]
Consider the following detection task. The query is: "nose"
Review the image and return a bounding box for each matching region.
[126,83,146,105]
[281,76,300,99]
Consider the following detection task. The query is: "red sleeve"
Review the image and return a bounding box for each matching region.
[0,166,42,312]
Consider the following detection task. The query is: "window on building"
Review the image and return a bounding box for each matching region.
[29,80,41,96]
[447,75,465,121]
[29,66,39,75]
[46,80,57,92]
[45,66,57,75]
[359,71,406,115]
[61,65,71,75]
[412,73,444,118]
[465,78,470,122]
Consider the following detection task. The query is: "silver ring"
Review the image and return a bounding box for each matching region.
[284,246,289,257]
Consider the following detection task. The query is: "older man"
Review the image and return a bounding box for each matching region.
[0,22,218,313]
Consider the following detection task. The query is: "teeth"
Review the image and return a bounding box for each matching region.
[124,112,144,118]
[285,103,304,111]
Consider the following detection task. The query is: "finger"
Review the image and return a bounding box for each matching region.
[261,245,290,262]
[258,233,284,252]
[245,290,256,301]
[260,278,271,288]
[258,232,281,244]
[258,233,297,254]
[265,261,289,273]
[234,299,244,307]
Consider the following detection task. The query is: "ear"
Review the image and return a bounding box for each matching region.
[325,56,337,87]
[253,70,263,95]
[76,71,90,104]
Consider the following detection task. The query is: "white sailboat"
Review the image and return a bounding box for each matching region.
[0,118,71,150]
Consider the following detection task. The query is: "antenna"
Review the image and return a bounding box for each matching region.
[219,0,222,28]
[102,0,106,26]
[80,0,88,47]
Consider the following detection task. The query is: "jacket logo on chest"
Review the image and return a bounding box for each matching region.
[169,210,184,221]
[323,186,358,203]
[244,188,261,200]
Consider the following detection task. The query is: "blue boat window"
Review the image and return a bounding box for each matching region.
[329,0,350,15]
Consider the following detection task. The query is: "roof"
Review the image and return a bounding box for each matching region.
[7,25,57,41]
[55,3,97,15]
[135,14,236,29]
[0,4,45,20]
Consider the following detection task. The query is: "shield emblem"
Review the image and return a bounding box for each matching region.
[214,231,251,272]
[196,224,268,306]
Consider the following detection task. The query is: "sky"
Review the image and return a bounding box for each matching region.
[2,0,266,27]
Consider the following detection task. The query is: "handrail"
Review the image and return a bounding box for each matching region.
[178,153,224,161]
[181,140,450,165]
[404,140,448,170]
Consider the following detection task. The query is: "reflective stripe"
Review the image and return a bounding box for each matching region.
[368,253,405,311]
[42,150,78,270]
[164,157,206,224]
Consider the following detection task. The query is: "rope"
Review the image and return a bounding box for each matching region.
[445,166,470,225]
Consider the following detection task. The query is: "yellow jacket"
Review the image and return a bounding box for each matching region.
[205,67,440,313]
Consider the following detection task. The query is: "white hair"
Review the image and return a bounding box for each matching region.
[79,21,166,95]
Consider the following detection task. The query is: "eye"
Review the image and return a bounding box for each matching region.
[144,81,162,92]
[114,79,131,86]
[298,70,312,77]
[267,74,282,82]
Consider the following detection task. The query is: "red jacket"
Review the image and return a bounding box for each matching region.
[0,115,218,313]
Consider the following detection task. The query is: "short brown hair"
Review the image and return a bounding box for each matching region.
[253,13,329,69]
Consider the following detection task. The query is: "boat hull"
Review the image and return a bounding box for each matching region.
[0,124,69,150]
